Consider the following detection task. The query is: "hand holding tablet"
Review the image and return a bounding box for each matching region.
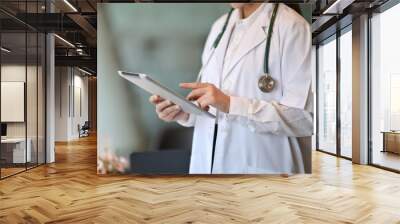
[118,71,216,119]
[149,95,189,122]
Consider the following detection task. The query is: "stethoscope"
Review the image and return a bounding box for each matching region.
[196,4,280,173]
[196,3,280,93]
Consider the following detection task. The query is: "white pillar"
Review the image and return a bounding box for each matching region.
[46,32,55,163]
[45,0,56,164]
[352,14,369,164]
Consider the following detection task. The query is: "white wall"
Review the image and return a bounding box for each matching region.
[1,65,26,130]
[55,67,89,141]
[1,63,46,163]
[55,67,69,141]
[71,73,89,138]
[1,82,25,122]
[1,65,41,138]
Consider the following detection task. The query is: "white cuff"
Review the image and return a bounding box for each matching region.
[229,96,251,117]
[177,113,196,127]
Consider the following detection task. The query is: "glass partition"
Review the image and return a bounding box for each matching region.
[339,29,352,158]
[1,31,28,177]
[27,31,38,169]
[0,1,46,179]
[370,3,400,171]
[317,37,337,154]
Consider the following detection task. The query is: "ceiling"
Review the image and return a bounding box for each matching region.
[312,0,392,43]
[0,0,395,74]
[0,0,99,73]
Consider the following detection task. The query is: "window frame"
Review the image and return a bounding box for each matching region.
[315,24,353,161]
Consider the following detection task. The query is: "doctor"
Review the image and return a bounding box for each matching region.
[150,3,313,174]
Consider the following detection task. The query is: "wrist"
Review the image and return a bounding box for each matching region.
[222,95,231,113]
[179,112,190,122]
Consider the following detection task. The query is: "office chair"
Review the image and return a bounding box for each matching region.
[78,121,90,138]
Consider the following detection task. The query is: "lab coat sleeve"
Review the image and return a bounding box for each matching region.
[279,11,312,110]
[228,96,313,137]
[227,15,313,137]
[177,113,196,127]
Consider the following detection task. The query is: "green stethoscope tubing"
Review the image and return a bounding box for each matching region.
[207,4,279,173]
[212,8,235,49]
[212,4,280,93]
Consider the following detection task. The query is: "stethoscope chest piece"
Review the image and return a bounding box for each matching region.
[258,74,275,93]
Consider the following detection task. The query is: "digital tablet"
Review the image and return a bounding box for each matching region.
[118,71,215,119]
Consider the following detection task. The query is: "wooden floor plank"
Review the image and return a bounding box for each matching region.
[1,135,400,223]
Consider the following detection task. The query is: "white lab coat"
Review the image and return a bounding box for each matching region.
[179,3,313,174]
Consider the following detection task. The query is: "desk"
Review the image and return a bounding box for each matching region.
[1,138,31,163]
[382,131,400,154]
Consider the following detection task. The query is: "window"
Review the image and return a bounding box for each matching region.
[370,2,400,171]
[317,37,337,154]
[339,29,352,158]
[316,26,353,159]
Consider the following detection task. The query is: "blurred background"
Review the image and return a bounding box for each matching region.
[98,4,229,174]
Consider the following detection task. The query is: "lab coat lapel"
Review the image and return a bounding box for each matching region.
[212,10,238,84]
[222,5,272,82]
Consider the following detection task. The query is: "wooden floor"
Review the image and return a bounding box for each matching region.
[1,135,400,224]
[372,150,400,171]
[1,167,26,178]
